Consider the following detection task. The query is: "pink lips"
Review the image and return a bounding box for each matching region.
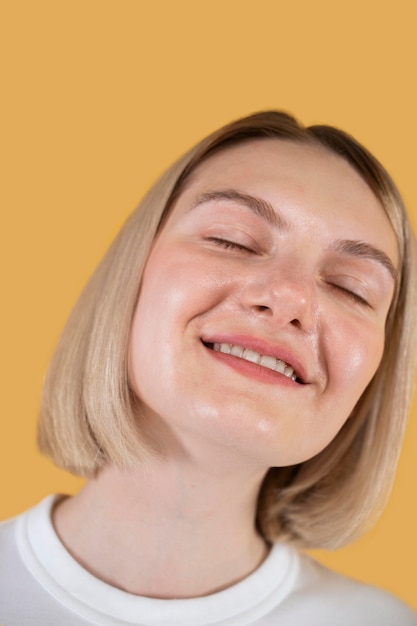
[201,333,309,385]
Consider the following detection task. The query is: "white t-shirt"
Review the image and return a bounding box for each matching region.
[0,496,416,626]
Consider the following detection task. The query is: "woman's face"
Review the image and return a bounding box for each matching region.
[129,139,398,468]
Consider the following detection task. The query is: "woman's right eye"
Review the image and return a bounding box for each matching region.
[205,236,255,253]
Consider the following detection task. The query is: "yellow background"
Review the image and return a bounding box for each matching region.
[1,0,416,609]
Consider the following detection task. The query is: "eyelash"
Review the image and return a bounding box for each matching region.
[329,283,370,307]
[207,237,255,253]
[207,238,371,307]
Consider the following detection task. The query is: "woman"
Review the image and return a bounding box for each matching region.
[1,111,416,625]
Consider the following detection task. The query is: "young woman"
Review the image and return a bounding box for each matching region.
[1,111,416,625]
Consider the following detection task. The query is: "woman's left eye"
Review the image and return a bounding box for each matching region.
[330,283,371,307]
[206,237,255,253]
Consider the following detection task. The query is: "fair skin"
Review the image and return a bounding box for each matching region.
[54,139,398,599]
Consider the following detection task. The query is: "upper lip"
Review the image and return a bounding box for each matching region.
[201,333,312,384]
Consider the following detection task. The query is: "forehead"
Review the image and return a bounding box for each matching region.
[170,139,398,265]
[181,139,392,230]
[185,139,377,208]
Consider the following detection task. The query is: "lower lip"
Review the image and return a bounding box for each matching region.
[205,345,299,387]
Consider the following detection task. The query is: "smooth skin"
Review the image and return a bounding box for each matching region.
[54,139,398,599]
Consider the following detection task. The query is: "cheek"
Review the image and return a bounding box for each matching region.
[136,244,236,331]
[128,249,222,397]
[324,316,386,406]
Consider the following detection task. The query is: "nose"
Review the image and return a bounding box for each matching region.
[238,265,317,332]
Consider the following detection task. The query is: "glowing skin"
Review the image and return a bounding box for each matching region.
[129,139,397,469]
[53,139,400,600]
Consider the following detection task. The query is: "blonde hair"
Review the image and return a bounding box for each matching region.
[38,111,417,549]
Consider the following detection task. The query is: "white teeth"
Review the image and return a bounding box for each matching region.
[284,365,294,379]
[259,355,277,370]
[214,342,230,353]
[275,360,286,374]
[211,342,299,381]
[242,349,261,364]
[230,345,244,358]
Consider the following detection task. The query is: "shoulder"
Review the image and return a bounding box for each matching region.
[0,495,59,564]
[285,550,417,626]
[0,507,21,565]
[0,498,51,582]
[0,496,71,625]
[0,504,32,620]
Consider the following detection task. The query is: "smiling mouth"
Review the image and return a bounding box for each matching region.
[203,341,304,384]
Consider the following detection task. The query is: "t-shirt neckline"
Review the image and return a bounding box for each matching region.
[16,495,299,626]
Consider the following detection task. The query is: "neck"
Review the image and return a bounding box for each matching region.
[53,457,269,598]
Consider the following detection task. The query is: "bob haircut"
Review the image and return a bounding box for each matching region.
[39,111,417,549]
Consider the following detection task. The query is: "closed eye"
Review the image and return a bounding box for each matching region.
[205,237,256,254]
[329,283,371,307]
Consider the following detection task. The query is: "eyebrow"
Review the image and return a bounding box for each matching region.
[190,189,398,283]
[190,189,288,229]
[331,239,398,283]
